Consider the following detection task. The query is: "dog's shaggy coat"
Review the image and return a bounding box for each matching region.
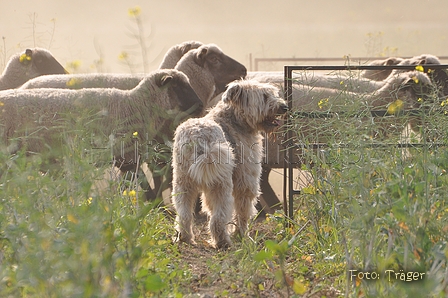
[171,80,288,248]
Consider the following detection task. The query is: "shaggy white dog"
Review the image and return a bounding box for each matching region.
[171,79,288,248]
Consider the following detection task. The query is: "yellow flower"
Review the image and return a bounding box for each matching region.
[66,60,81,72]
[19,53,32,63]
[123,190,128,196]
[398,221,409,232]
[318,98,329,109]
[118,51,128,61]
[66,78,81,87]
[132,131,138,137]
[415,65,424,72]
[128,190,136,197]
[128,6,141,17]
[387,99,404,115]
[67,213,79,224]
[412,76,419,84]
[339,80,344,85]
[86,197,93,205]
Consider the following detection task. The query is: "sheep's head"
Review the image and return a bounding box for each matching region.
[362,57,404,81]
[29,48,68,75]
[429,68,448,98]
[391,71,435,110]
[194,44,247,94]
[155,69,203,118]
[0,48,67,89]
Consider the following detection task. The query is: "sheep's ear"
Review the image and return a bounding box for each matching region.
[195,47,208,66]
[402,75,418,86]
[385,58,396,66]
[157,75,173,87]
[180,44,193,55]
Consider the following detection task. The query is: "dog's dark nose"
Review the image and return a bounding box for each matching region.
[279,104,288,114]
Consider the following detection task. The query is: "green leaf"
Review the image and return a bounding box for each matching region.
[254,250,273,262]
[144,274,166,292]
[292,278,307,295]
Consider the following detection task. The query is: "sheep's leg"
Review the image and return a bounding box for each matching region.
[137,168,156,201]
[120,166,158,201]
[258,166,281,214]
[154,163,172,199]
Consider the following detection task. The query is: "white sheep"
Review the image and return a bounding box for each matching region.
[261,70,434,210]
[20,73,142,90]
[18,44,247,201]
[20,44,247,110]
[248,54,445,96]
[291,71,431,114]
[0,69,203,199]
[374,54,448,97]
[19,41,203,90]
[247,71,386,94]
[158,40,204,69]
[0,48,67,90]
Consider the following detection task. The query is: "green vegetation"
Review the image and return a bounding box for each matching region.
[1,75,447,297]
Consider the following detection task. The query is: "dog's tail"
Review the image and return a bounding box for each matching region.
[188,142,235,187]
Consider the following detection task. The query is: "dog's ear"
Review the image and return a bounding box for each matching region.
[222,81,243,105]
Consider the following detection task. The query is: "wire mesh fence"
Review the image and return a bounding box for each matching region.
[282,63,448,219]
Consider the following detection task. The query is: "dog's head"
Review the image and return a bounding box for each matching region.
[222,79,288,133]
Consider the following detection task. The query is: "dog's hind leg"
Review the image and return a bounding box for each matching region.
[202,182,234,249]
[233,190,258,238]
[172,183,199,245]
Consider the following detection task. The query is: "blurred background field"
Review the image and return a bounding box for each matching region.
[2,0,448,73]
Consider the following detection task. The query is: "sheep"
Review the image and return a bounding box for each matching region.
[0,69,203,199]
[290,71,431,115]
[247,71,386,94]
[0,48,67,90]
[158,40,204,69]
[259,70,434,211]
[360,57,404,81]
[174,43,247,110]
[249,54,446,97]
[19,40,203,90]
[387,54,448,97]
[20,73,142,90]
[18,44,247,201]
[20,44,247,108]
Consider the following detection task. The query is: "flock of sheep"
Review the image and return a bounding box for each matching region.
[0,41,446,212]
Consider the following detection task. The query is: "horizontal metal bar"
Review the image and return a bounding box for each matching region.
[255,56,448,63]
[284,64,448,71]
[292,109,429,118]
[290,142,447,150]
